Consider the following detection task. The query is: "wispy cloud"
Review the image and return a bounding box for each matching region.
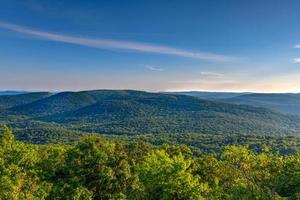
[292,45,300,63]
[293,58,300,63]
[199,71,224,77]
[0,21,238,62]
[144,65,164,71]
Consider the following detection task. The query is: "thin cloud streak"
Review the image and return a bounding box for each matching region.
[0,22,238,62]
[199,71,224,77]
[144,65,164,71]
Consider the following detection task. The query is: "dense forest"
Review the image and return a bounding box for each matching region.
[1,126,300,200]
[122,133,300,155]
[2,90,300,145]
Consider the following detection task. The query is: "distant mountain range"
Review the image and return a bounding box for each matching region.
[167,91,300,115]
[222,93,300,115]
[164,91,251,99]
[0,90,31,95]
[1,90,300,143]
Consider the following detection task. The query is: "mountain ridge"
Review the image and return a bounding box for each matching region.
[167,91,300,115]
[1,90,300,142]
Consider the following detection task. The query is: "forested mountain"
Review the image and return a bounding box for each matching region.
[10,91,98,116]
[222,93,300,115]
[0,92,52,109]
[1,90,300,145]
[170,91,300,115]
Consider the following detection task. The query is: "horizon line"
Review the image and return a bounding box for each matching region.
[1,89,300,94]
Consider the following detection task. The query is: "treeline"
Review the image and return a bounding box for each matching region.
[1,127,300,199]
[123,133,300,155]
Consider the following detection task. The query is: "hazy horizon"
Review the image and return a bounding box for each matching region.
[1,88,300,94]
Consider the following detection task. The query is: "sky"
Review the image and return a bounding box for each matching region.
[1,0,300,92]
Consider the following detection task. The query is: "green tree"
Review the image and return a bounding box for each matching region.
[137,149,209,200]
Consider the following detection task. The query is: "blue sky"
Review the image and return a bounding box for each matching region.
[1,0,300,92]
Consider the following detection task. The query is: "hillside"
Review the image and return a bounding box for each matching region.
[0,92,52,109]
[10,91,97,117]
[223,93,300,115]
[2,90,300,143]
[169,91,300,116]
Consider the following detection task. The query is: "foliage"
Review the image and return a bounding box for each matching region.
[0,127,300,199]
[123,133,300,155]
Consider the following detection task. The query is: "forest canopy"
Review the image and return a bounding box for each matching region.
[1,126,300,200]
